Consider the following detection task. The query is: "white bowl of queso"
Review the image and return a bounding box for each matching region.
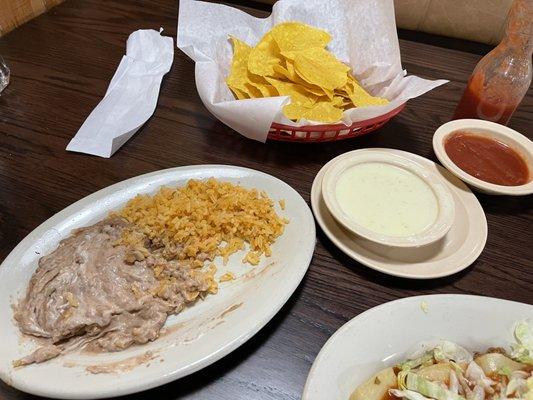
[321,150,455,247]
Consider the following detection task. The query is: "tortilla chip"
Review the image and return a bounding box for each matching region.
[225,23,389,123]
[270,22,331,52]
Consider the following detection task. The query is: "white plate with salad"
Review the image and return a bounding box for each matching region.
[303,294,533,400]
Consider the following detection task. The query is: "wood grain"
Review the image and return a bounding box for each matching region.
[0,0,64,37]
[0,1,532,399]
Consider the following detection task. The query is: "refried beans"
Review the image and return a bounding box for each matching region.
[14,218,215,366]
[13,179,286,366]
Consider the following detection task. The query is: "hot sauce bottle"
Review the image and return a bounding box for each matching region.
[453,0,532,125]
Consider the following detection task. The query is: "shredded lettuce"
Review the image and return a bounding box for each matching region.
[389,389,432,400]
[465,361,495,392]
[398,341,471,373]
[508,376,533,400]
[382,325,533,400]
[497,365,513,377]
[433,341,473,364]
[406,373,466,400]
[398,351,435,372]
[512,320,533,365]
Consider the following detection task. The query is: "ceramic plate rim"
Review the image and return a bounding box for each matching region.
[0,164,316,399]
[311,148,487,279]
[302,294,533,400]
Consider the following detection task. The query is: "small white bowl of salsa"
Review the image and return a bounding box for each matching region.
[433,119,533,196]
[321,150,456,248]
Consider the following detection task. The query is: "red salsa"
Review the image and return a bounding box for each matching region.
[444,131,530,186]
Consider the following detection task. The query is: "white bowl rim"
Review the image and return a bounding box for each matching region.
[321,150,456,248]
[302,294,533,400]
[433,119,533,196]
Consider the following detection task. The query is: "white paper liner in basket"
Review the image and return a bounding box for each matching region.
[177,0,448,142]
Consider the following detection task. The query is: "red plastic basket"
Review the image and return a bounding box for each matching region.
[268,103,406,142]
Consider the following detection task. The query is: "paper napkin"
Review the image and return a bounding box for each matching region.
[67,29,174,157]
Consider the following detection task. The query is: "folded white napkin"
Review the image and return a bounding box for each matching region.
[67,29,174,158]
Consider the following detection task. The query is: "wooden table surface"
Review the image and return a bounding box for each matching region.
[0,1,532,399]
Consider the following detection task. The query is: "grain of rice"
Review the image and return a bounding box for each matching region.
[115,178,287,267]
[219,272,235,282]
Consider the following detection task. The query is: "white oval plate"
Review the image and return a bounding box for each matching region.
[0,165,316,399]
[311,148,487,279]
[303,294,533,400]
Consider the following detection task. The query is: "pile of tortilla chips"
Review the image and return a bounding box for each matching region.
[226,22,389,123]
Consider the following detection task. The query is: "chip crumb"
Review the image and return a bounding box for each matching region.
[219,272,236,282]
[420,301,429,314]
[279,199,286,210]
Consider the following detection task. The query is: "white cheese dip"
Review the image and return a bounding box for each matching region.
[335,162,438,237]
